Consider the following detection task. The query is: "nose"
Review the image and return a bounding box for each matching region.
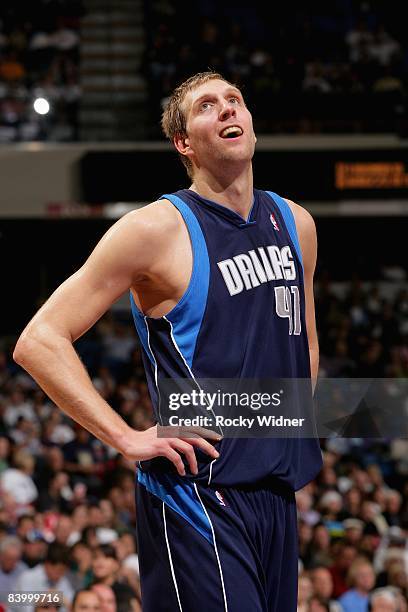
[219,103,236,122]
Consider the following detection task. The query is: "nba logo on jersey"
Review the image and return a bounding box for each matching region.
[270,213,279,231]
[215,490,226,506]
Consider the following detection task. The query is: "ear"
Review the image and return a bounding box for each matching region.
[173,133,192,157]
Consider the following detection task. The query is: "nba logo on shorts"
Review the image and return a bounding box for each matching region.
[215,490,226,506]
[270,213,279,231]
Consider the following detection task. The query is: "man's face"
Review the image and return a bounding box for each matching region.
[355,563,375,592]
[345,526,362,544]
[23,539,47,562]
[55,515,72,543]
[91,584,117,612]
[17,517,34,538]
[179,79,256,173]
[45,561,67,584]
[339,546,357,569]
[1,546,21,571]
[371,595,397,612]
[92,551,118,581]
[312,568,333,599]
[74,591,101,612]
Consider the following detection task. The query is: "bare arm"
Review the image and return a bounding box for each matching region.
[13,202,219,475]
[285,199,319,392]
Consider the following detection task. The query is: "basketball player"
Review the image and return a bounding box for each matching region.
[14,72,323,611]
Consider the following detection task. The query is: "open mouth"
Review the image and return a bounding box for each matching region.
[219,126,243,139]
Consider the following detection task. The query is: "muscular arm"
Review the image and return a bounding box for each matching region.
[13,202,219,473]
[285,199,319,392]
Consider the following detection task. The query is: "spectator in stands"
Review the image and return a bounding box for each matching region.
[100,321,137,378]
[35,446,65,489]
[82,526,99,550]
[346,18,375,63]
[91,544,138,610]
[115,531,139,579]
[296,489,321,527]
[370,25,401,66]
[297,573,313,612]
[360,500,388,537]
[298,519,314,567]
[53,514,74,546]
[70,504,90,539]
[343,518,364,547]
[3,388,36,427]
[72,588,101,611]
[308,523,333,567]
[70,540,93,590]
[91,583,116,612]
[0,448,38,510]
[339,557,376,612]
[16,514,35,540]
[14,542,74,611]
[303,61,332,93]
[0,535,26,592]
[36,471,73,513]
[369,587,399,612]
[329,543,358,598]
[0,435,11,472]
[310,566,342,611]
[62,424,107,493]
[384,490,403,527]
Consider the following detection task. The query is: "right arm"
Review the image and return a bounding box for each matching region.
[13,203,219,475]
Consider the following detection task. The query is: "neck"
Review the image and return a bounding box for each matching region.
[190,163,254,219]
[355,587,368,596]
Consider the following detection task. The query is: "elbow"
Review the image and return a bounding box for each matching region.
[13,335,32,366]
[13,329,42,367]
[14,324,68,368]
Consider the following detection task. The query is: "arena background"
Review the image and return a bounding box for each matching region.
[0,1,407,611]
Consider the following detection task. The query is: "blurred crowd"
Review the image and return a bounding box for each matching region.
[316,277,408,379]
[0,277,407,611]
[3,0,408,143]
[0,0,82,143]
[143,0,408,135]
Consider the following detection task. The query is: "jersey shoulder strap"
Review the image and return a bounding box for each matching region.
[265,191,303,269]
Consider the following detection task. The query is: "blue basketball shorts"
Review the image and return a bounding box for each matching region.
[135,470,298,611]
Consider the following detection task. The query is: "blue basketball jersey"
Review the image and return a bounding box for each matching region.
[130,189,322,491]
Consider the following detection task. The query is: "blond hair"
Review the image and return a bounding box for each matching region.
[346,557,373,587]
[161,71,235,179]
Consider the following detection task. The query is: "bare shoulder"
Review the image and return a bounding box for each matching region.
[82,198,183,281]
[114,198,181,239]
[283,198,316,237]
[283,198,317,271]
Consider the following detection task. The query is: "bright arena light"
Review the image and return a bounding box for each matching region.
[33,97,50,115]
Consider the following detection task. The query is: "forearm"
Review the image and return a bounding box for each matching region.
[13,330,132,454]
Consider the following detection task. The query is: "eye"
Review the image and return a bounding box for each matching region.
[199,101,213,111]
[229,96,240,104]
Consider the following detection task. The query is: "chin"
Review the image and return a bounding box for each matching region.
[223,152,253,165]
